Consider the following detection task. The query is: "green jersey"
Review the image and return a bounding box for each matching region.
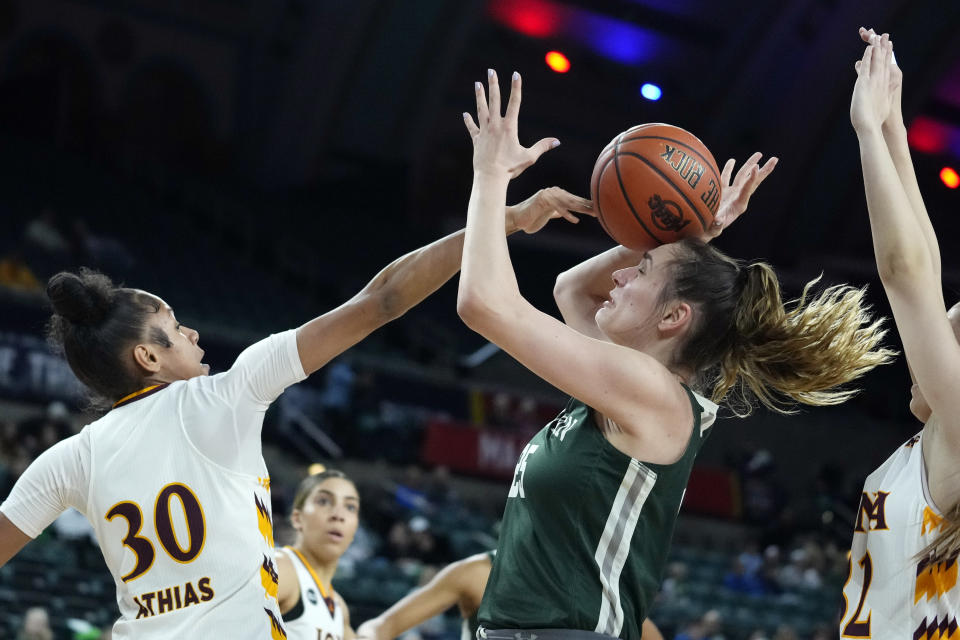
[478,386,716,640]
[463,550,497,640]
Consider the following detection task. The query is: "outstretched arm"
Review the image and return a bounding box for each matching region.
[295,190,586,377]
[0,514,31,568]
[356,553,492,640]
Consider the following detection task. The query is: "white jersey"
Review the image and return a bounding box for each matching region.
[278,547,345,640]
[841,430,960,639]
[1,330,306,639]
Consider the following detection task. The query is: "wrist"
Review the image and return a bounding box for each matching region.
[474,168,511,183]
[504,205,519,235]
[854,123,885,140]
[881,117,907,139]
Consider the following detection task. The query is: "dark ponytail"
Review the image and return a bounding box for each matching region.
[46,268,172,408]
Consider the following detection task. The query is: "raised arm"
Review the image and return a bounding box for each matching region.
[851,36,960,490]
[356,553,492,640]
[295,191,586,377]
[859,27,941,286]
[554,153,776,340]
[457,70,693,463]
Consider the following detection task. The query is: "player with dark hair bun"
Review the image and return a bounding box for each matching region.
[0,191,587,639]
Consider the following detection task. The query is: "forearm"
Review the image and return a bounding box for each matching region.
[361,229,465,321]
[459,172,522,319]
[882,120,942,280]
[555,245,643,301]
[363,205,526,322]
[858,127,933,284]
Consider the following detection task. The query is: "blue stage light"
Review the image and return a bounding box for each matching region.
[640,83,662,101]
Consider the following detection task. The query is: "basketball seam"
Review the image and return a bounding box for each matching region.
[613,135,666,246]
[594,155,619,241]
[618,135,721,183]
[617,151,710,232]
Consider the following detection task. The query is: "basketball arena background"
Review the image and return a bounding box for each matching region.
[1,1,960,638]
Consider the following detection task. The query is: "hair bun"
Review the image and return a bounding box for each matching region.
[46,269,115,326]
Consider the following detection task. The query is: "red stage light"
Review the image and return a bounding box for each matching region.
[545,51,570,73]
[908,117,949,154]
[941,167,960,189]
[488,0,561,38]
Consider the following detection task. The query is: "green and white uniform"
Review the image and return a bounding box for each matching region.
[478,386,716,640]
[463,550,497,640]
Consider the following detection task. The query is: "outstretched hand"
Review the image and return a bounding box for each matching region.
[507,187,594,234]
[704,152,778,239]
[463,69,560,179]
[851,31,895,134]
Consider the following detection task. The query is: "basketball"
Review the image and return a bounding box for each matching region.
[590,123,722,250]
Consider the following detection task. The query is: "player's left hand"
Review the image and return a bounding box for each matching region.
[464,69,560,179]
[704,152,778,239]
[507,187,594,234]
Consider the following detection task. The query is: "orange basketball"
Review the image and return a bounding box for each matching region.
[590,123,722,250]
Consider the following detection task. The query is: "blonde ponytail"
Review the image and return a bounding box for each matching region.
[660,239,896,417]
[714,265,896,415]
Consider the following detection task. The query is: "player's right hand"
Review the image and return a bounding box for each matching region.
[507,187,595,234]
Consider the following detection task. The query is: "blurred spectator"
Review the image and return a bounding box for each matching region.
[737,541,763,576]
[721,557,771,596]
[809,625,833,640]
[659,561,689,601]
[771,625,798,640]
[69,219,135,273]
[777,544,823,590]
[740,449,785,525]
[23,208,69,255]
[673,609,724,640]
[16,606,53,640]
[0,248,42,292]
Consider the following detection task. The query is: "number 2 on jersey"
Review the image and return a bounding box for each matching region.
[105,483,206,582]
[840,551,873,638]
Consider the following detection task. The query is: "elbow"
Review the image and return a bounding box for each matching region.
[456,290,488,331]
[553,271,572,305]
[875,249,931,286]
[457,288,508,337]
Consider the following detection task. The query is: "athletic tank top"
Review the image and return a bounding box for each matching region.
[463,550,497,640]
[278,547,345,640]
[87,382,286,639]
[478,387,717,640]
[840,430,960,639]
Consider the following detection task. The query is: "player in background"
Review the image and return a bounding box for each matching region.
[0,190,589,639]
[844,29,960,637]
[457,69,895,640]
[276,469,358,640]
[355,551,665,640]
